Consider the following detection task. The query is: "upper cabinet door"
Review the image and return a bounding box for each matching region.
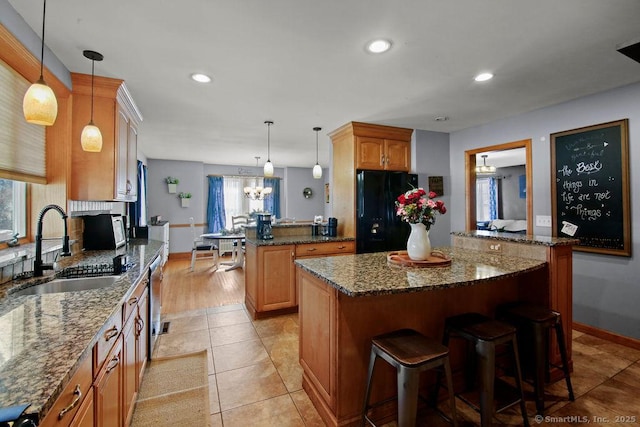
[384,139,410,172]
[116,108,129,199]
[356,137,385,170]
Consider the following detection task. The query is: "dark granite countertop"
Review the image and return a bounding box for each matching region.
[245,235,354,246]
[294,247,546,297]
[0,239,162,421]
[451,230,579,246]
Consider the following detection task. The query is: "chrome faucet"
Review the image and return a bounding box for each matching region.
[34,204,71,277]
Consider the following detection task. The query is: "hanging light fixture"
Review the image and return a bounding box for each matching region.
[476,154,497,175]
[244,156,273,200]
[23,0,58,126]
[80,50,104,152]
[312,127,322,179]
[263,120,274,177]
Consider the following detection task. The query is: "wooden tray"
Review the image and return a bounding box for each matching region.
[387,250,452,268]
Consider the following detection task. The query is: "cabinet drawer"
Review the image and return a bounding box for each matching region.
[94,306,123,374]
[123,277,148,323]
[295,241,355,257]
[40,354,92,427]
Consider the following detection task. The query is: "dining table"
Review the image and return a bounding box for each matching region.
[200,233,245,271]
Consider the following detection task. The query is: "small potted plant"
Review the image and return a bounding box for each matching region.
[166,177,179,193]
[178,192,192,207]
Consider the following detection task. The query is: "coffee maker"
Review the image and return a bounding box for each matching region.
[256,213,273,240]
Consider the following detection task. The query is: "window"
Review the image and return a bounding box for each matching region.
[0,178,27,241]
[222,177,264,230]
[476,177,498,221]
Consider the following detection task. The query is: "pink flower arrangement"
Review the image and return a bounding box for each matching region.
[395,187,447,229]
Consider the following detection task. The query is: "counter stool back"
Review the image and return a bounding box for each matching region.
[435,312,529,427]
[496,302,574,415]
[361,329,457,427]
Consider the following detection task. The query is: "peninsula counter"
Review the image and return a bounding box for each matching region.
[294,233,577,427]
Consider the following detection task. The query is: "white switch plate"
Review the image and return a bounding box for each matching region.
[536,215,552,227]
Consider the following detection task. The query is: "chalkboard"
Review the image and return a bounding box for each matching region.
[551,119,630,256]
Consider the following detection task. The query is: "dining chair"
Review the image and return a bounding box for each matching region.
[190,217,218,272]
[231,215,249,263]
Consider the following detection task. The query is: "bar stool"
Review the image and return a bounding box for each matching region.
[436,313,529,427]
[361,329,458,427]
[496,303,575,415]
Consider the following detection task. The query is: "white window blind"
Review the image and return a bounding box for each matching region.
[0,57,46,183]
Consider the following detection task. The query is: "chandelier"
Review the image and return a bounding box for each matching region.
[244,156,273,200]
[476,154,496,175]
[244,186,272,200]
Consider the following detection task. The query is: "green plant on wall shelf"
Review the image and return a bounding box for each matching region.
[178,192,192,208]
[166,176,179,193]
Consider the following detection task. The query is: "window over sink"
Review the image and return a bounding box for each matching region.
[0,178,27,244]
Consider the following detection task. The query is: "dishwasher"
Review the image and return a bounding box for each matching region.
[148,255,162,358]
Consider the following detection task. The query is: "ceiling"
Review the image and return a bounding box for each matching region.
[8,0,640,170]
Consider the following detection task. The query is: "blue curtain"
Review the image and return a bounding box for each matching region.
[263,178,281,219]
[128,161,147,227]
[488,177,498,220]
[207,176,226,233]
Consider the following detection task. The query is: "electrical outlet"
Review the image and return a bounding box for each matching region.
[536,215,552,227]
[486,242,502,252]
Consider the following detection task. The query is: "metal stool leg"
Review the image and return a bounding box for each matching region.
[511,335,530,427]
[532,322,547,415]
[554,320,575,401]
[476,340,495,427]
[443,357,459,427]
[361,348,378,426]
[397,366,420,427]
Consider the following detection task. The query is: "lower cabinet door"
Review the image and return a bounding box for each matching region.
[123,314,138,426]
[70,389,94,427]
[95,335,123,427]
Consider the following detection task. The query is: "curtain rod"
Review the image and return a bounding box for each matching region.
[207,174,282,180]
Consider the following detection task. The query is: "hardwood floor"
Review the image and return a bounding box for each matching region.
[161,256,245,315]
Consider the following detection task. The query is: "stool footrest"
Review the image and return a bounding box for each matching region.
[456,378,524,415]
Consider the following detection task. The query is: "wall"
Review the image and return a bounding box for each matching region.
[449,81,640,339]
[282,167,325,221]
[496,165,526,219]
[412,129,451,248]
[147,159,321,253]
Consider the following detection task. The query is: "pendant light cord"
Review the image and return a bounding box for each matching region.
[315,130,319,164]
[39,0,47,79]
[267,122,271,161]
[90,59,95,123]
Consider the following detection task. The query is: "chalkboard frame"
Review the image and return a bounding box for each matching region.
[550,119,630,256]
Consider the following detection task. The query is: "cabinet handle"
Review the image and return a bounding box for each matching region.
[58,384,82,419]
[380,155,385,166]
[104,325,119,341]
[106,355,120,373]
[136,316,145,335]
[307,248,317,252]
[126,180,132,194]
[128,296,139,306]
[337,245,346,249]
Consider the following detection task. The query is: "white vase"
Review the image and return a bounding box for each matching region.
[168,183,177,193]
[406,223,431,260]
[181,198,190,208]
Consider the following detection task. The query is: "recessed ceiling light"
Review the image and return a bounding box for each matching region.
[474,72,494,82]
[366,39,392,54]
[191,73,212,83]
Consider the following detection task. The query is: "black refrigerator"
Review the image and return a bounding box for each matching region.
[356,170,418,253]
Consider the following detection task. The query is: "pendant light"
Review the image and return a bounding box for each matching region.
[312,127,322,179]
[80,50,104,152]
[476,154,496,175]
[263,120,274,177]
[23,0,58,126]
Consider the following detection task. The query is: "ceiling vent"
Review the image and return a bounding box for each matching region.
[617,38,640,64]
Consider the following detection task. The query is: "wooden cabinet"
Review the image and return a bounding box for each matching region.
[123,280,149,427]
[70,390,94,427]
[245,240,355,319]
[70,73,142,201]
[329,122,413,238]
[246,244,296,317]
[356,137,410,171]
[39,355,93,427]
[94,335,123,427]
[149,223,170,268]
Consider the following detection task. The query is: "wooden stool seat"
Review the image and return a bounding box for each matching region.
[362,329,458,427]
[438,313,529,427]
[497,302,575,415]
[372,329,450,367]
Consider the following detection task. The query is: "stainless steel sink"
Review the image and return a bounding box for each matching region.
[12,275,121,296]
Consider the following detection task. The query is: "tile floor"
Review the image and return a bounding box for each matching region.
[153,304,640,427]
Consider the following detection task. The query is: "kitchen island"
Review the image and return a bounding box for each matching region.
[0,240,162,424]
[294,232,577,427]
